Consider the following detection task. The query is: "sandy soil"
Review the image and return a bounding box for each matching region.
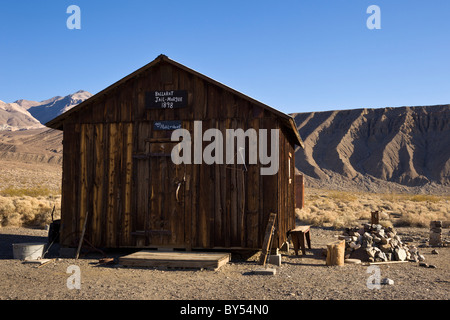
[0,159,61,192]
[0,226,448,302]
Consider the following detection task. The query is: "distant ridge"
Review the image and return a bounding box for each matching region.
[0,99,43,131]
[293,105,450,193]
[0,90,92,131]
[0,90,92,166]
[0,90,449,193]
[22,90,93,125]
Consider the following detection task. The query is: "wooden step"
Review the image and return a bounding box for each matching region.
[118,250,231,271]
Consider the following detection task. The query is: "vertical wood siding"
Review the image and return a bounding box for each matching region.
[59,62,297,249]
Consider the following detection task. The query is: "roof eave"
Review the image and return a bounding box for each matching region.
[45,54,305,148]
[45,55,168,130]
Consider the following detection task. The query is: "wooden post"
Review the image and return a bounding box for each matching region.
[295,174,304,209]
[76,211,89,260]
[371,211,380,225]
[259,213,277,266]
[326,240,345,266]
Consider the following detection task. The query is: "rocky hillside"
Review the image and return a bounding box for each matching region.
[0,90,92,131]
[14,90,92,125]
[0,128,63,164]
[293,105,450,193]
[0,100,43,131]
[0,91,91,166]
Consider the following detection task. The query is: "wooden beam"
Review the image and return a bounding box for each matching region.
[259,212,277,265]
[367,260,409,266]
[76,211,89,260]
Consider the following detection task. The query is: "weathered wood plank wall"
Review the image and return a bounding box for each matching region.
[59,61,298,250]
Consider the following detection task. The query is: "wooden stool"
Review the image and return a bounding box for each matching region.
[289,226,311,256]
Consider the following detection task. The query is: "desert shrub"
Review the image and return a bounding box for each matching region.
[380,193,449,203]
[0,195,61,227]
[295,207,367,229]
[327,191,358,202]
[0,186,58,197]
[409,195,442,203]
[0,197,18,227]
[299,188,450,229]
[379,219,393,228]
[396,210,450,228]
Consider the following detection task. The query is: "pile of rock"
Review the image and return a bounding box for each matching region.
[429,221,443,247]
[340,224,425,263]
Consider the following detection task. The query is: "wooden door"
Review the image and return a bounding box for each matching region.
[133,139,186,248]
[148,142,185,247]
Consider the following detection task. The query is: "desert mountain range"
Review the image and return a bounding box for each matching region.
[6,90,93,129]
[0,91,449,193]
[293,105,450,193]
[0,100,43,131]
[0,91,92,164]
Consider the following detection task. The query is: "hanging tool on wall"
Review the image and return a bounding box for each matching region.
[176,164,186,204]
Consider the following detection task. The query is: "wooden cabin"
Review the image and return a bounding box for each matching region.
[46,54,304,251]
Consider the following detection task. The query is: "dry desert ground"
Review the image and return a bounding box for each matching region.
[0,160,449,304]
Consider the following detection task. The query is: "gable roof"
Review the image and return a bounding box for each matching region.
[46,54,304,148]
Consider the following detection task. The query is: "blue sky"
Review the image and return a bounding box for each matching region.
[0,0,449,114]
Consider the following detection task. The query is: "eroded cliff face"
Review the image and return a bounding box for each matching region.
[293,105,450,191]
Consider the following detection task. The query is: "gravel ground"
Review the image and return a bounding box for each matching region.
[0,226,448,302]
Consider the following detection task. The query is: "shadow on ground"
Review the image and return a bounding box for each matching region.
[282,248,327,267]
[0,233,49,259]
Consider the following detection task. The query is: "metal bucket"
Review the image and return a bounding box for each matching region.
[12,242,46,260]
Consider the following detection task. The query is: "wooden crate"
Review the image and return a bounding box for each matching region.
[118,250,231,271]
